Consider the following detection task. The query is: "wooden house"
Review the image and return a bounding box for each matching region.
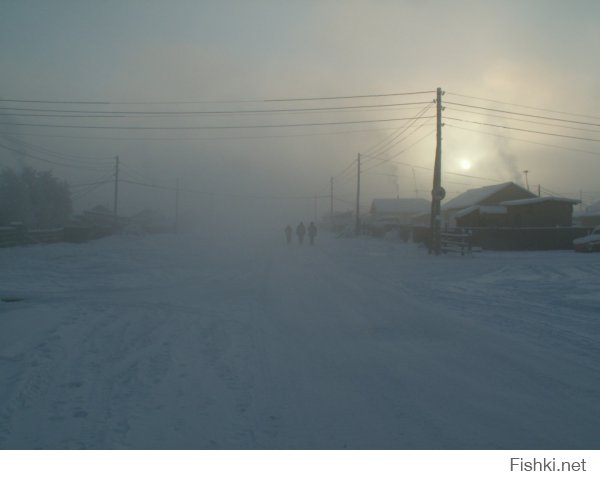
[370,198,430,224]
[442,182,536,228]
[501,197,580,227]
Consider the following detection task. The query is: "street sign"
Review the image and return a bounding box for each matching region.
[432,186,446,201]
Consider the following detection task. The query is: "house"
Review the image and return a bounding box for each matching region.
[369,198,431,224]
[367,197,430,238]
[454,205,509,228]
[573,200,600,227]
[442,182,536,228]
[324,210,354,233]
[500,197,580,227]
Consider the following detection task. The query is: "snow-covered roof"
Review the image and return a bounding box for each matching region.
[443,182,529,211]
[371,198,430,214]
[501,196,580,206]
[454,205,507,218]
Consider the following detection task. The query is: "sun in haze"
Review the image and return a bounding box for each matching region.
[459,159,472,171]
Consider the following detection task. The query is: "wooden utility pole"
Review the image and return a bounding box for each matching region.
[523,170,530,191]
[175,178,180,233]
[113,155,119,229]
[429,88,444,255]
[330,176,334,226]
[355,153,361,236]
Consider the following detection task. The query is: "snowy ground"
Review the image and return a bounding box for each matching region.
[0,230,599,449]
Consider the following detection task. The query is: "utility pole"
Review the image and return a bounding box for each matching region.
[429,87,444,255]
[538,184,541,197]
[113,155,119,230]
[175,178,180,233]
[523,170,530,191]
[355,153,361,236]
[330,176,334,226]
[314,194,318,223]
[411,167,419,198]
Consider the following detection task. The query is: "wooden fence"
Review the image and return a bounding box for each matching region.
[0,225,113,248]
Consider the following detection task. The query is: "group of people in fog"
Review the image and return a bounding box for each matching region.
[285,221,317,245]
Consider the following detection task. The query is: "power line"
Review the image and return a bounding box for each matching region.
[331,158,357,182]
[0,115,436,131]
[1,135,115,162]
[444,123,600,157]
[365,118,435,161]
[360,155,506,184]
[445,101,600,128]
[120,178,330,201]
[445,106,600,135]
[0,99,109,105]
[71,178,113,201]
[444,117,600,142]
[360,128,436,174]
[0,90,437,106]
[0,125,414,142]
[362,103,435,160]
[0,112,128,119]
[0,101,432,116]
[445,91,600,121]
[0,141,113,171]
[70,179,113,188]
[264,91,437,102]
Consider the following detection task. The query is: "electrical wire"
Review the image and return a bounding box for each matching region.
[0,116,436,131]
[361,102,434,159]
[0,101,432,116]
[445,101,600,128]
[0,141,113,171]
[360,155,507,185]
[444,106,600,135]
[444,123,600,157]
[444,117,600,142]
[0,90,437,106]
[0,125,413,142]
[360,129,436,174]
[445,91,600,121]
[120,178,330,201]
[1,135,115,162]
[332,158,358,181]
[71,179,112,201]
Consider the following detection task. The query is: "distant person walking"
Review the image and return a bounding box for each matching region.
[284,225,293,244]
[308,221,317,245]
[296,221,306,245]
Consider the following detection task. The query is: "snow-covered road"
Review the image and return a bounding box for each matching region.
[1,232,599,449]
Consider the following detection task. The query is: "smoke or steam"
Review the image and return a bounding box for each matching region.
[496,144,522,185]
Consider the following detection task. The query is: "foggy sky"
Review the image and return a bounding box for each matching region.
[1,0,599,227]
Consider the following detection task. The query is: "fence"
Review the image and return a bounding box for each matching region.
[26,228,64,245]
[407,225,591,251]
[0,225,114,248]
[468,226,590,251]
[441,232,478,255]
[0,226,19,247]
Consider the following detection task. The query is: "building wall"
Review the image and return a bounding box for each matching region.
[456,212,509,228]
[443,184,535,226]
[506,202,574,227]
